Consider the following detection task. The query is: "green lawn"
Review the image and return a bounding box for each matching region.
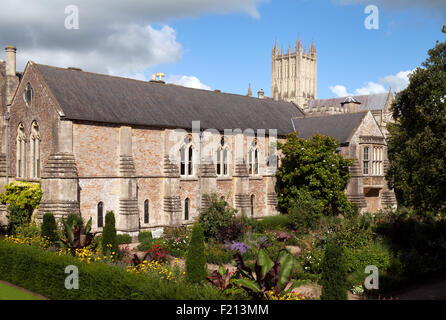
[0,281,42,300]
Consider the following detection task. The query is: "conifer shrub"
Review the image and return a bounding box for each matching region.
[102,211,118,256]
[41,212,58,243]
[186,223,207,283]
[320,239,348,300]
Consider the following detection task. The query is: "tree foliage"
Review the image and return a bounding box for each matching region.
[386,29,446,214]
[198,192,238,242]
[0,181,42,212]
[276,132,353,215]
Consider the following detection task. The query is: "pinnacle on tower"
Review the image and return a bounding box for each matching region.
[297,37,302,52]
[288,43,292,54]
[247,83,252,97]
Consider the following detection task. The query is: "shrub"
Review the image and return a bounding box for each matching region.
[0,181,42,212]
[186,223,207,283]
[0,239,226,300]
[217,217,245,242]
[41,213,58,243]
[333,213,374,249]
[259,214,290,230]
[287,190,324,232]
[198,193,238,242]
[116,233,132,245]
[6,205,30,235]
[206,243,233,264]
[320,240,348,300]
[138,231,153,243]
[343,242,392,274]
[102,211,118,256]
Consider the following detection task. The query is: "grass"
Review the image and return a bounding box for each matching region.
[0,281,43,300]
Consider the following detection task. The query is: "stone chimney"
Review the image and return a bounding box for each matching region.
[5,46,16,77]
[258,89,264,99]
[341,96,361,113]
[5,46,19,105]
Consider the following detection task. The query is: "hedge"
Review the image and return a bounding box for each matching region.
[0,240,226,300]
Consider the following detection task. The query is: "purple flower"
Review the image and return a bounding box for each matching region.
[231,241,252,254]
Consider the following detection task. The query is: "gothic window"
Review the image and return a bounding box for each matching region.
[144,199,149,224]
[250,195,255,217]
[248,139,259,176]
[16,123,26,178]
[216,137,228,176]
[97,202,104,228]
[30,121,41,179]
[363,146,369,175]
[180,135,194,176]
[184,198,190,221]
[24,83,33,107]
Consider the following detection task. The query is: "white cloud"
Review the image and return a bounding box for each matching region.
[329,85,352,97]
[0,0,265,75]
[167,75,211,90]
[329,69,413,97]
[354,82,386,95]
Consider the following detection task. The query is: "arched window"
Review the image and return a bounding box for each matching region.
[248,139,259,176]
[30,121,41,178]
[216,137,228,176]
[180,135,194,176]
[24,83,33,107]
[16,123,26,178]
[144,199,149,224]
[250,195,255,217]
[184,198,190,221]
[97,202,104,228]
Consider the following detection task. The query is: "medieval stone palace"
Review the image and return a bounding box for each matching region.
[0,42,396,234]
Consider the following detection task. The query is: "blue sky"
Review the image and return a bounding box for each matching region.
[1,0,444,100]
[159,0,443,98]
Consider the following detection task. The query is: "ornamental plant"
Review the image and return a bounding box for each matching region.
[58,214,94,255]
[320,239,348,300]
[230,248,297,300]
[186,223,207,283]
[41,212,58,244]
[102,211,118,256]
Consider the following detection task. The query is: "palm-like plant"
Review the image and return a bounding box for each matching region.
[58,214,94,254]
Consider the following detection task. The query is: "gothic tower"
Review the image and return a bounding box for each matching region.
[272,38,317,107]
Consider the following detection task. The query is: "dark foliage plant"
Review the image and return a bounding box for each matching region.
[320,239,348,300]
[102,211,118,256]
[186,223,207,283]
[41,212,58,243]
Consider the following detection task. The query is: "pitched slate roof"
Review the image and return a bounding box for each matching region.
[291,112,367,144]
[308,93,389,111]
[35,64,304,136]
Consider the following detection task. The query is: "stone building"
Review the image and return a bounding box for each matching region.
[0,46,396,233]
[305,92,395,138]
[272,39,317,107]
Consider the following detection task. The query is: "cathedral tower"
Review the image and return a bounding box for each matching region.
[272,38,317,107]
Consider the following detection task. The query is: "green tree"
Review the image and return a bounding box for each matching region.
[277,132,353,215]
[102,211,118,256]
[41,213,58,243]
[320,239,348,300]
[186,223,207,283]
[198,192,238,242]
[386,29,446,215]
